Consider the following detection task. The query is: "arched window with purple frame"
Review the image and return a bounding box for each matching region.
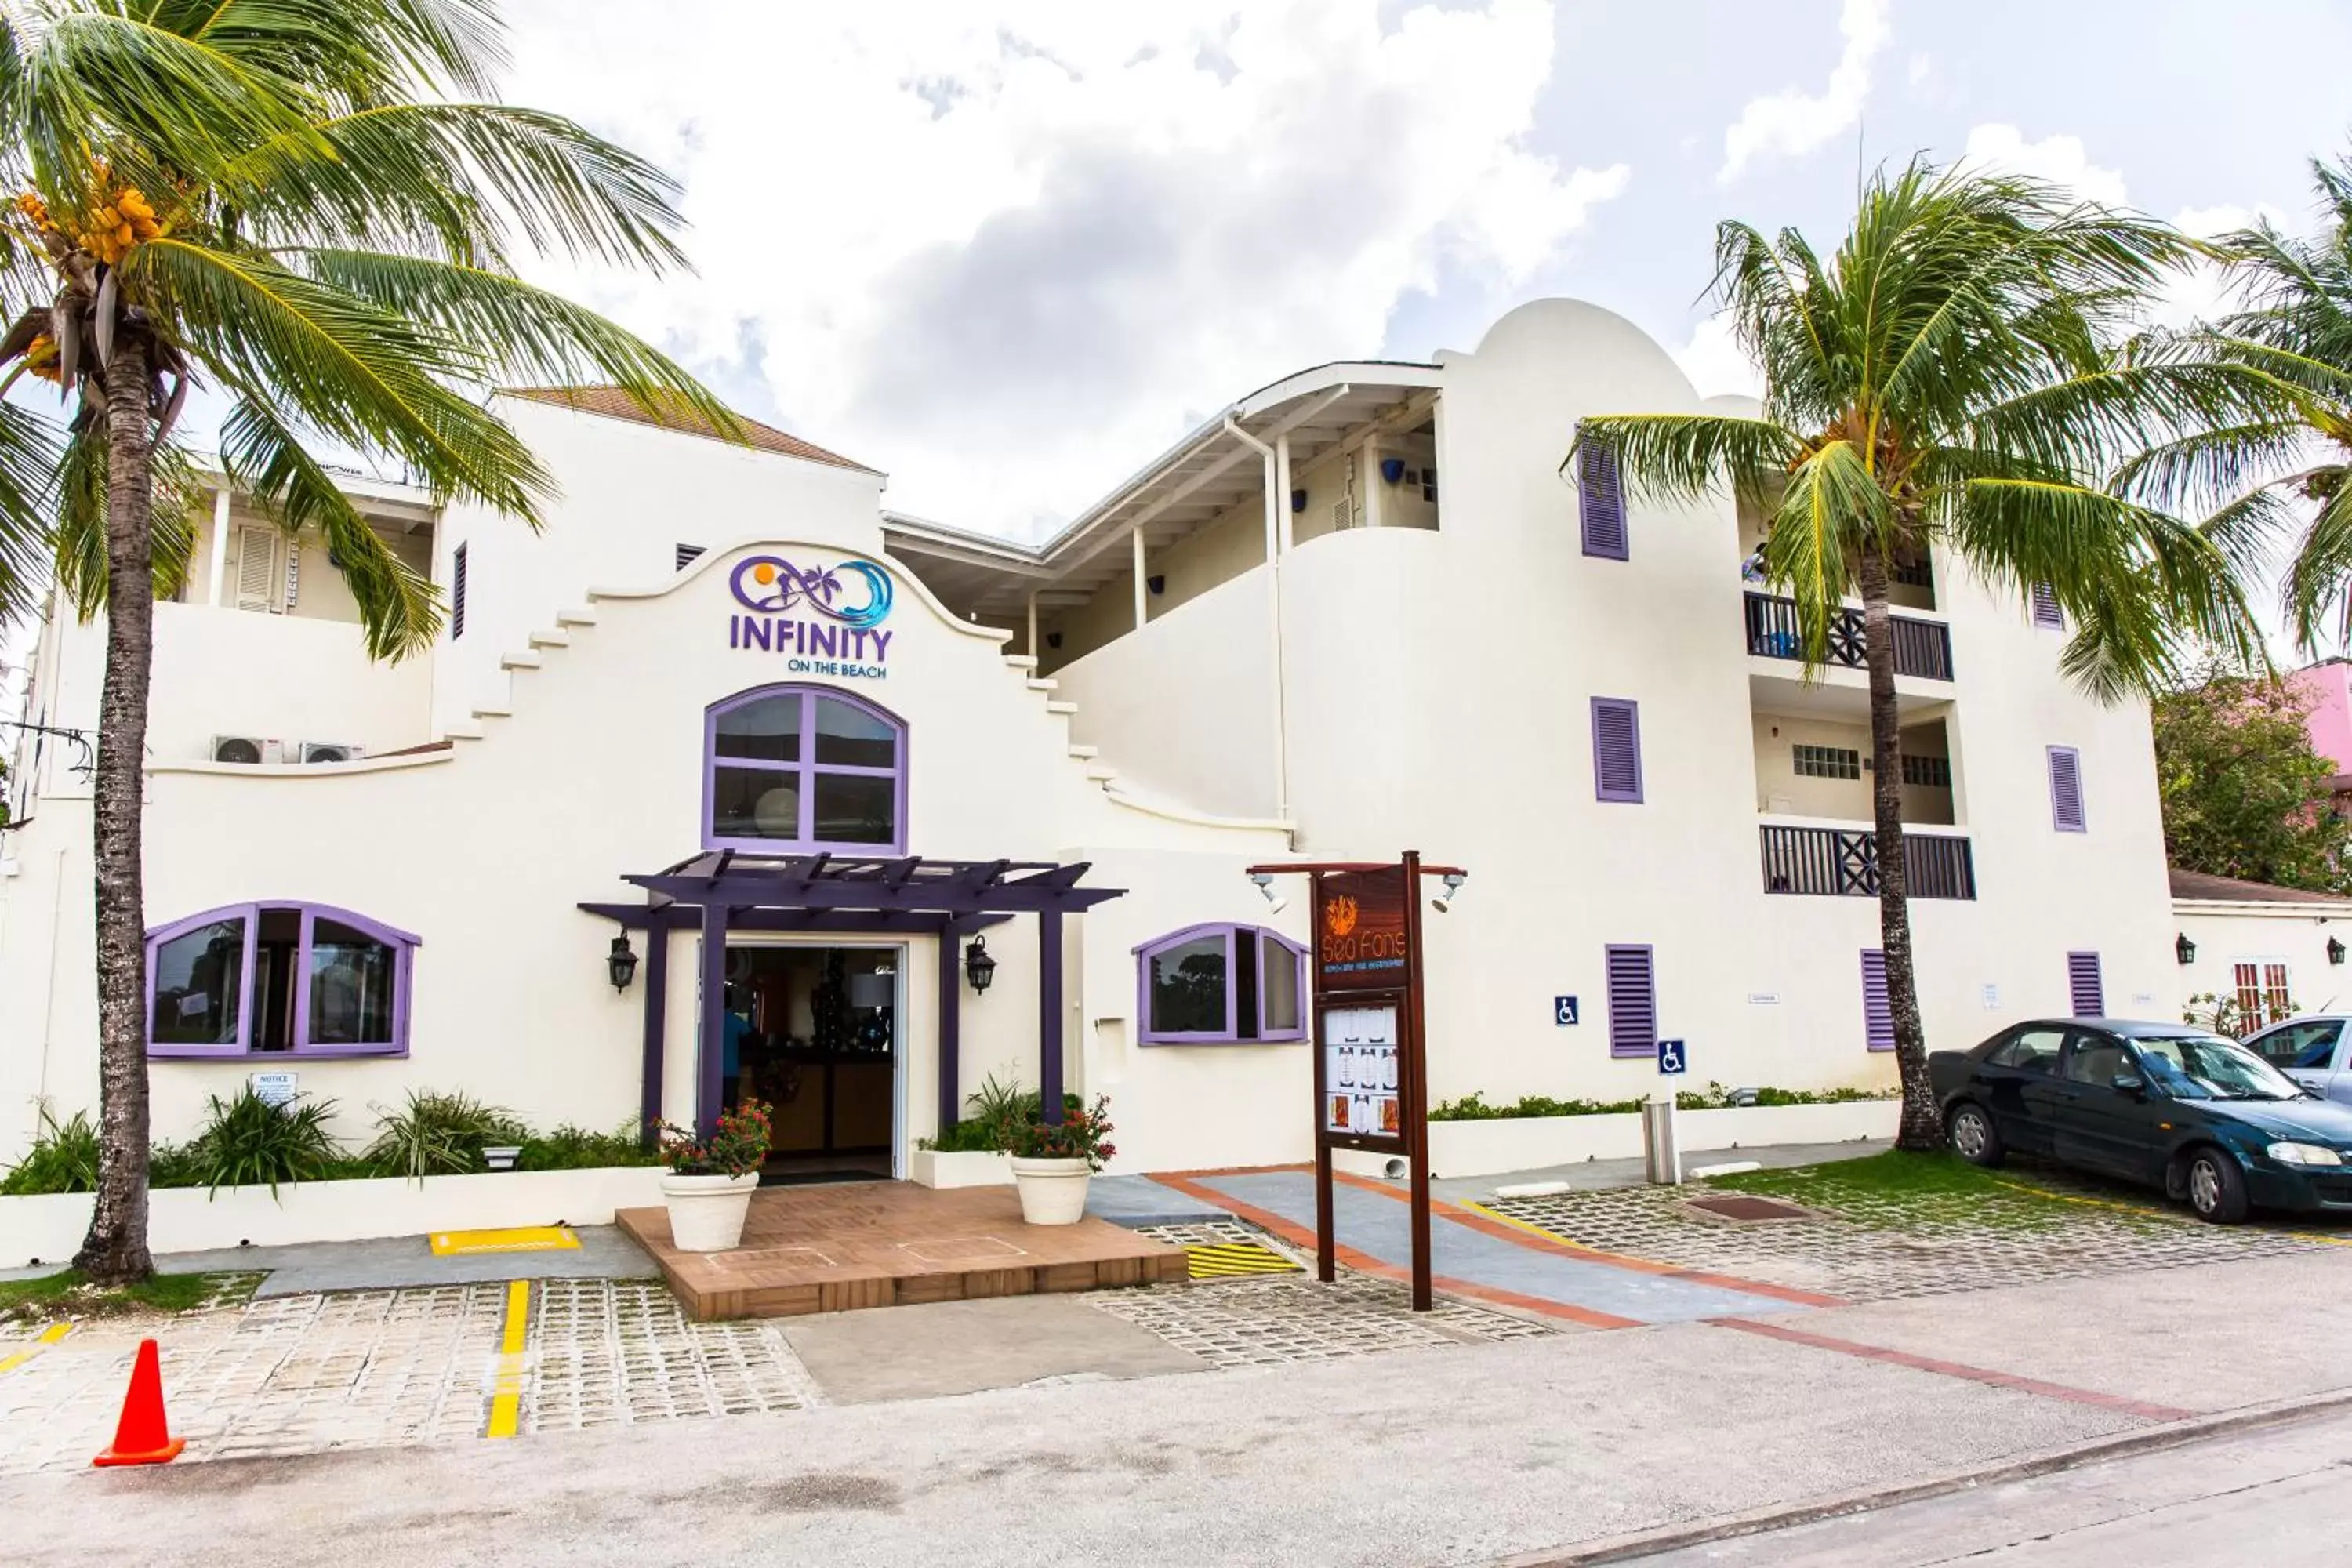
[1133,924,1308,1044]
[704,684,908,854]
[147,902,419,1058]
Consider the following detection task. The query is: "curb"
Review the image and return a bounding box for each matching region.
[1494,1385,2352,1566]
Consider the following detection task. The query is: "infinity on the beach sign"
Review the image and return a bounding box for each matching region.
[725,554,896,679]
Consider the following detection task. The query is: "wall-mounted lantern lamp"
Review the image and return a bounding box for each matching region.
[2330,936,2346,967]
[1147,574,1166,596]
[1379,456,1406,485]
[1291,488,1308,514]
[1045,631,1062,650]
[608,934,639,992]
[2175,933,2196,966]
[964,935,998,994]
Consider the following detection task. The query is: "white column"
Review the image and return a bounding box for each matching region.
[1275,435,1294,555]
[1363,436,1383,531]
[204,486,231,606]
[1131,526,1147,630]
[1025,591,1040,659]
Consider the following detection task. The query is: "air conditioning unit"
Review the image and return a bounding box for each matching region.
[299,742,367,765]
[212,736,285,765]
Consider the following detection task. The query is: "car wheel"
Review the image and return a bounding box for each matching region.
[2184,1147,2249,1225]
[1947,1102,2004,1167]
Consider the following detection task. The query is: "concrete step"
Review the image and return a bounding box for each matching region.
[1003,655,1039,671]
[556,607,599,627]
[528,629,571,649]
[1084,763,1118,782]
[499,650,543,671]
[1066,745,1099,760]
[1026,678,1058,694]
[1045,700,1078,716]
[441,724,484,742]
[471,703,512,720]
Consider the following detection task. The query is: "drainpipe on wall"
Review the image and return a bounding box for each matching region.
[205,486,230,607]
[1275,434,1295,556]
[1131,525,1148,631]
[1222,416,1290,824]
[1025,591,1040,661]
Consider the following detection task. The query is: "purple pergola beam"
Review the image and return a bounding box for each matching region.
[639,909,670,1145]
[938,929,961,1137]
[699,900,728,1138]
[1039,907,1063,1124]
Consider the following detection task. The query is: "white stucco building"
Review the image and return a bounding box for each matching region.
[0,299,2183,1178]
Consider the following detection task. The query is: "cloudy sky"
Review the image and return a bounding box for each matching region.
[491,0,2352,543]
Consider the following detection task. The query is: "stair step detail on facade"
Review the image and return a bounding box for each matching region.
[1084,763,1118,782]
[528,629,571,649]
[1026,679,1058,694]
[556,607,599,627]
[1003,655,1039,671]
[441,724,485,742]
[1045,700,1078,716]
[499,651,542,671]
[1067,745,1099,760]
[471,703,513,720]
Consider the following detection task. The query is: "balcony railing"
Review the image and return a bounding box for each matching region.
[1744,593,1954,681]
[1759,823,1977,900]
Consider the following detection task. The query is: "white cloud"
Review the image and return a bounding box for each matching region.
[1957,124,2129,208]
[498,0,1626,539]
[1671,316,1764,401]
[1718,0,1889,183]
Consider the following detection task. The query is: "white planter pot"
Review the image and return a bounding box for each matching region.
[660,1172,760,1252]
[1009,1157,1092,1225]
[909,1149,1014,1189]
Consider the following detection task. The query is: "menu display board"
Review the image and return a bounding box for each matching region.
[1321,1004,1402,1139]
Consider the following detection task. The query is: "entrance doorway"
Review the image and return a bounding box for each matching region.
[720,944,900,1183]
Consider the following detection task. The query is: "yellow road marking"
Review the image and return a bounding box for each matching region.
[430,1226,579,1257]
[484,1281,530,1439]
[1464,1200,1601,1251]
[1185,1242,1300,1279]
[0,1322,72,1374]
[1991,1176,2352,1246]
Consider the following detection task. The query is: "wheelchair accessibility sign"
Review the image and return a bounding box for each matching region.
[1657,1039,1687,1076]
[1554,996,1579,1026]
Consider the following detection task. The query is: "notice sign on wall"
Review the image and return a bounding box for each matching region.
[1322,1004,1402,1138]
[1317,866,1410,993]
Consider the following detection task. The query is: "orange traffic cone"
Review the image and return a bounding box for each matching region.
[93,1338,184,1467]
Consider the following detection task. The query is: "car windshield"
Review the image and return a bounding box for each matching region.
[2132,1033,2307,1101]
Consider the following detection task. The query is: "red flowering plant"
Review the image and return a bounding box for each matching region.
[996,1094,1116,1171]
[652,1098,773,1178]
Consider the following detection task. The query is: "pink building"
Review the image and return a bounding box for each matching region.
[2291,660,2352,783]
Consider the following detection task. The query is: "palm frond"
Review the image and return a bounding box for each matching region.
[162,0,507,100]
[52,428,199,620]
[218,397,442,659]
[1765,438,1888,660]
[1566,412,1800,514]
[2285,481,2352,651]
[0,401,60,626]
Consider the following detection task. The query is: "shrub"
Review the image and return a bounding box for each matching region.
[183,1090,344,1192]
[1429,1083,1896,1121]
[996,1094,1116,1170]
[0,1102,101,1195]
[917,1074,1073,1153]
[655,1099,772,1178]
[361,1091,528,1181]
[517,1123,662,1171]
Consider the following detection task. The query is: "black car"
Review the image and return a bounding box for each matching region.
[1929,1018,2352,1223]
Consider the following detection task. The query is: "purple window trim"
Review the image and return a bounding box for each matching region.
[1578,436,1628,561]
[1605,943,1657,1058]
[2067,951,2105,1018]
[145,902,419,1061]
[450,542,467,641]
[1592,697,1643,804]
[2048,745,2086,833]
[1131,923,1309,1045]
[702,683,909,855]
[1861,949,1894,1051]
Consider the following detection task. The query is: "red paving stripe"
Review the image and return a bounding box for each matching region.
[1709,1317,2198,1422]
[1148,1171,1643,1330]
[1324,1168,1849,1309]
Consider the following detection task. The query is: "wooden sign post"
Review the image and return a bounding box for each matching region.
[1249,850,1459,1312]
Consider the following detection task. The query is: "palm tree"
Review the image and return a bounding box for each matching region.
[2118,153,2352,652]
[0,0,735,1283]
[1570,160,2274,1152]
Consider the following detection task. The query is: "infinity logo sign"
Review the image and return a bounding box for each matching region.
[728,555,895,630]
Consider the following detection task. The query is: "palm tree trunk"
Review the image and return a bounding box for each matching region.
[73,333,157,1285]
[1857,553,1940,1152]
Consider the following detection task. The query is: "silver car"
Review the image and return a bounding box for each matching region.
[2241,1015,2352,1103]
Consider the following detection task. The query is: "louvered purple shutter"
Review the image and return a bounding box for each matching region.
[1860,949,1893,1051]
[1606,944,1656,1058]
[2031,582,2063,630]
[451,543,467,640]
[1592,698,1643,803]
[2067,951,2104,1017]
[1579,438,1627,560]
[2048,746,2085,832]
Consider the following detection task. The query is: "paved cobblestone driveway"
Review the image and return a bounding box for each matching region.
[1486,1170,2339,1302]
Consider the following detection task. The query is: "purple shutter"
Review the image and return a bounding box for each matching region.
[1860,949,1893,1051]
[2030,582,2063,630]
[2048,746,2085,832]
[1592,697,1643,803]
[2067,951,2104,1017]
[1606,944,1657,1058]
[1579,437,1628,560]
[451,543,468,640]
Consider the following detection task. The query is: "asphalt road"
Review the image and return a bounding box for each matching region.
[1615,1404,2352,1566]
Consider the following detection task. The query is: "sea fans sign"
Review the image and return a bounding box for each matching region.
[1249,851,1461,1312]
